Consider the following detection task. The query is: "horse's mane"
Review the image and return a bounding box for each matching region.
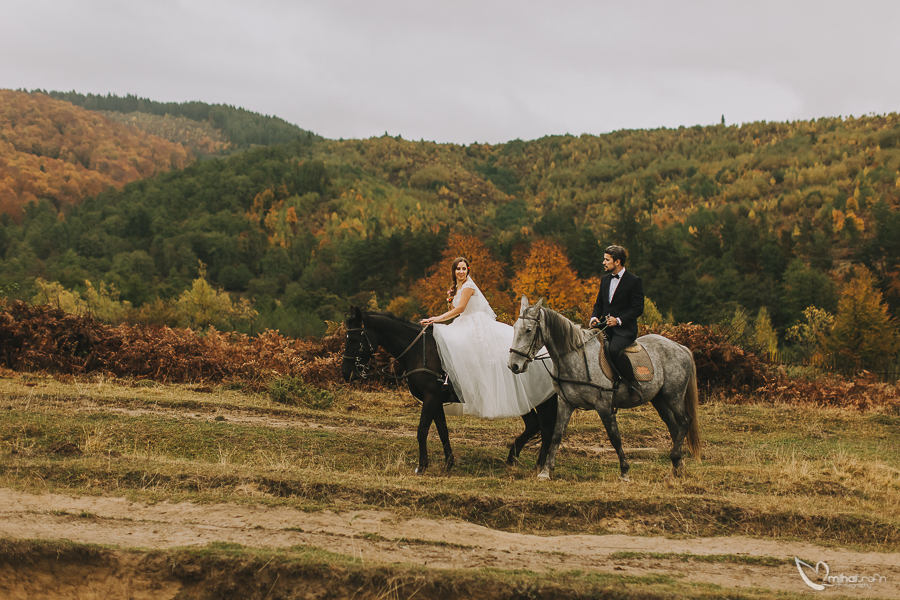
[540,308,590,354]
[364,310,424,333]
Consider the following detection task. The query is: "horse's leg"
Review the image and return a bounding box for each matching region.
[415,397,439,474]
[534,394,558,470]
[659,394,693,477]
[538,398,574,481]
[651,398,679,443]
[508,410,540,466]
[651,397,686,476]
[431,399,455,471]
[597,407,630,481]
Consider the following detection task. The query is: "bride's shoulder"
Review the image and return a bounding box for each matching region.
[461,278,478,290]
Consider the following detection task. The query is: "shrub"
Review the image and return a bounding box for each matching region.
[641,321,769,390]
[268,376,333,409]
[0,300,350,389]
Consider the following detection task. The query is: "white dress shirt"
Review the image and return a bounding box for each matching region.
[609,268,625,303]
[609,268,625,325]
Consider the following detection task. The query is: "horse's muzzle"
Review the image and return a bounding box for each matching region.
[507,358,529,374]
[341,366,358,383]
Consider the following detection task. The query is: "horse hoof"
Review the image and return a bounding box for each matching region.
[414,467,425,475]
[618,474,630,482]
[537,471,551,481]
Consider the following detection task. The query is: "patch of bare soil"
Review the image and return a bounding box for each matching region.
[1,488,898,599]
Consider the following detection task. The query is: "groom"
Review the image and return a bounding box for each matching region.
[589,245,645,402]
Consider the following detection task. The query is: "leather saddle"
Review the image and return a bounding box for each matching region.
[599,337,654,382]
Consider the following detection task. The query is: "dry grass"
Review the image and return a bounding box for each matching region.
[1,371,899,552]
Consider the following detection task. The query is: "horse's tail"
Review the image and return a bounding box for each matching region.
[685,353,702,461]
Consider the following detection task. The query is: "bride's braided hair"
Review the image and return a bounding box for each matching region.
[448,257,471,301]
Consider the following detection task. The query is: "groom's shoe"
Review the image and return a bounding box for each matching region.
[626,381,643,403]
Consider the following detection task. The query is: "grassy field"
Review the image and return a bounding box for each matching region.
[1,371,899,598]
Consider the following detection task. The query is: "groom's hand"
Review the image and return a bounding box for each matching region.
[589,317,599,328]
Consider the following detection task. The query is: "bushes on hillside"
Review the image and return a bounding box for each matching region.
[642,322,769,390]
[643,321,898,411]
[0,300,339,388]
[1,299,895,411]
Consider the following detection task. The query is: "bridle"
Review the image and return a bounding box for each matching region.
[343,323,443,381]
[343,327,378,380]
[508,312,545,366]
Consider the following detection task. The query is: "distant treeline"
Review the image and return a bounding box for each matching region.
[34,90,320,148]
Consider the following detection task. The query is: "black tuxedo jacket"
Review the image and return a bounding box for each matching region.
[590,269,644,341]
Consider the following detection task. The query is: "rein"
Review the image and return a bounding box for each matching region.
[403,325,445,379]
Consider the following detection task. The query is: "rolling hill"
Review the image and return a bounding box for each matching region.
[0,90,191,220]
[1,90,898,345]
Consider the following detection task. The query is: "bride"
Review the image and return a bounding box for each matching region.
[420,257,555,419]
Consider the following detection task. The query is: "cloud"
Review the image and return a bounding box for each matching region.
[2,0,899,143]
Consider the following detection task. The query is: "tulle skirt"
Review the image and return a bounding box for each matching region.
[432,312,555,419]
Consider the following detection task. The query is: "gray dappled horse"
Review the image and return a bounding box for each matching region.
[508,297,700,481]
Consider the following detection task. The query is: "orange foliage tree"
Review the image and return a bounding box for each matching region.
[411,233,511,319]
[511,239,600,323]
[0,90,191,220]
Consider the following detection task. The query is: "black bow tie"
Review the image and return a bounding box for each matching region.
[610,273,620,279]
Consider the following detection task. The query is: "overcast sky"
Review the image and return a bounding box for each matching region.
[3,1,900,144]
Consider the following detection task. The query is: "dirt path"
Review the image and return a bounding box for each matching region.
[3,385,898,597]
[1,488,897,598]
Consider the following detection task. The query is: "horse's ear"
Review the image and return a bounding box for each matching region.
[519,295,529,314]
[352,306,362,320]
[534,298,544,310]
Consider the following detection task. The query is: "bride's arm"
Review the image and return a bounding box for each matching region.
[421,288,474,325]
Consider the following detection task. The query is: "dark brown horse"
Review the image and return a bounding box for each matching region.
[342,307,558,474]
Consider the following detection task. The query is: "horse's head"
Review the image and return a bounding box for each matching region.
[508,296,544,374]
[342,306,380,382]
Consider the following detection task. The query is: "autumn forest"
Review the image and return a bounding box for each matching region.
[1,89,898,370]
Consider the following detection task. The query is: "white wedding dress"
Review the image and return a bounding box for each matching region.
[432,277,555,419]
